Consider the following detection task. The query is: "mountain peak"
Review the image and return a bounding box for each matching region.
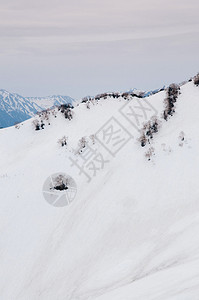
[0,90,75,128]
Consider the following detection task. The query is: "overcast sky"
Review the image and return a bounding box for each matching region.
[0,0,199,99]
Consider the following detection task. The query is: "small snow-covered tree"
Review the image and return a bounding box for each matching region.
[53,175,68,191]
[86,101,91,109]
[89,134,95,145]
[178,131,185,147]
[14,122,20,129]
[193,73,199,86]
[58,136,68,147]
[40,109,49,121]
[145,147,155,161]
[79,137,87,148]
[59,104,74,120]
[41,120,45,129]
[32,119,40,131]
[138,132,147,147]
[121,92,130,100]
[138,116,161,147]
[51,108,57,118]
[163,84,180,121]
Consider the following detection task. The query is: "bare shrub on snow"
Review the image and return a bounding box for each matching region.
[193,73,199,86]
[138,116,161,147]
[89,134,96,145]
[78,137,87,151]
[32,119,40,131]
[14,122,20,129]
[178,131,185,147]
[163,84,180,121]
[58,136,68,147]
[145,147,155,161]
[58,104,74,120]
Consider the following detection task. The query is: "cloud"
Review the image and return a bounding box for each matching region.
[0,0,199,97]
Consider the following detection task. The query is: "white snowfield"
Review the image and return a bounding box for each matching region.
[0,81,199,299]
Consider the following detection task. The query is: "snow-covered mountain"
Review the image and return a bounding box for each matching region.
[1,78,199,299]
[27,95,75,111]
[126,87,165,97]
[0,89,74,128]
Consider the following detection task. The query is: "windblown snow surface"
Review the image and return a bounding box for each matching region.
[0,81,199,299]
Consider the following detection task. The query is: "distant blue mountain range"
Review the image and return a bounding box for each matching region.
[0,87,165,128]
[126,87,165,98]
[0,89,74,128]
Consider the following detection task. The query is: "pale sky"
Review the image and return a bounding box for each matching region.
[0,0,199,99]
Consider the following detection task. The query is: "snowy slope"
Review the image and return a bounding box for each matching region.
[0,90,74,128]
[0,81,199,299]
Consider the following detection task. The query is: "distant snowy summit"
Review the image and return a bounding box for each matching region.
[0,89,74,128]
[26,95,74,111]
[126,87,165,97]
